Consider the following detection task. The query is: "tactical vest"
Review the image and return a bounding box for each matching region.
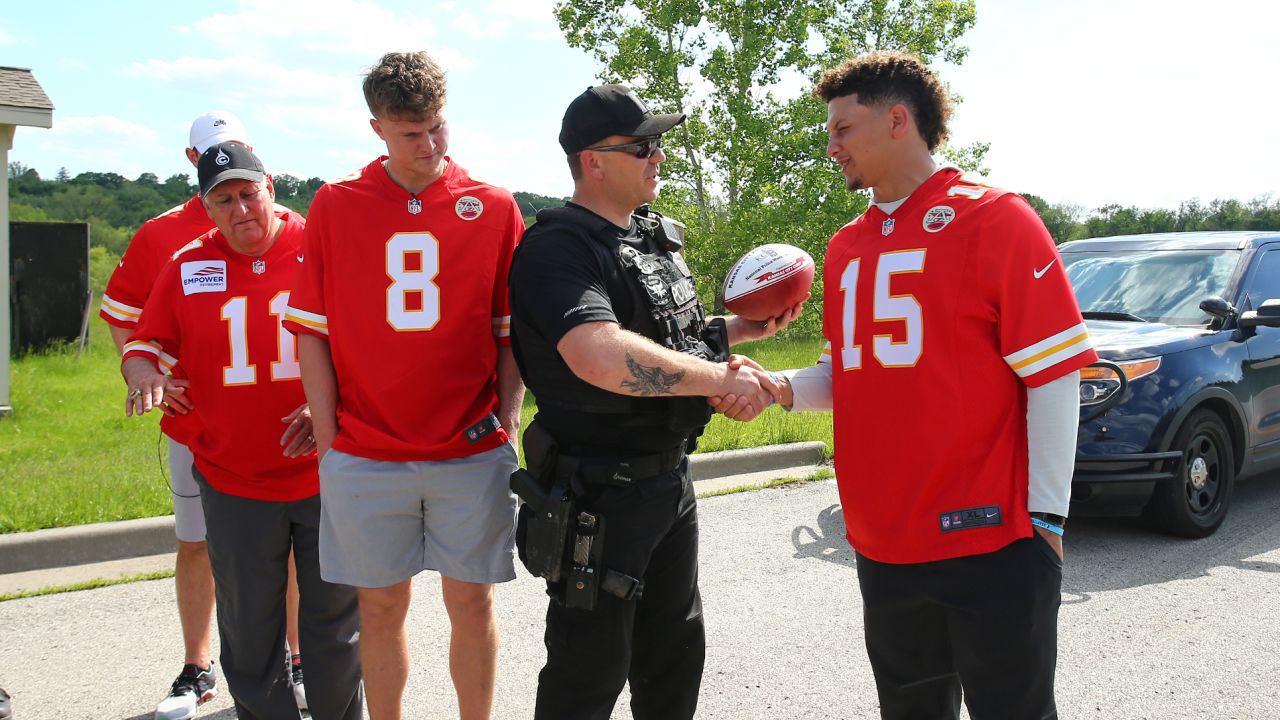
[526,205,727,435]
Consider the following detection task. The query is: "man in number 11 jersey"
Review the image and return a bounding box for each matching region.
[123,143,362,719]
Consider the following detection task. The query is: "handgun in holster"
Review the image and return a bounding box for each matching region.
[511,422,644,607]
[510,422,573,583]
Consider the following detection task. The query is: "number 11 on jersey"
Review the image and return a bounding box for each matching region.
[221,292,300,386]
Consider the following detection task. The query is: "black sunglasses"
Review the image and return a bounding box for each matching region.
[586,136,662,159]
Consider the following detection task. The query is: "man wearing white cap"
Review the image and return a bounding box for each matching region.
[99,111,308,720]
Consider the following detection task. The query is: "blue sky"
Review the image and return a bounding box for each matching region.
[4,0,1278,211]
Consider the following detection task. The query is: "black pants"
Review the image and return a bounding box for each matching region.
[195,469,363,720]
[856,534,1062,720]
[534,459,705,720]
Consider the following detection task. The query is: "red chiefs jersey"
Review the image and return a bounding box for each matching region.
[101,196,214,445]
[101,195,302,445]
[283,158,522,462]
[821,168,1096,564]
[123,211,316,501]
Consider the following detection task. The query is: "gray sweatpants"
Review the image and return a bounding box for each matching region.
[195,469,363,720]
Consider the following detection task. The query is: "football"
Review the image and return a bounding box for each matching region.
[722,244,815,321]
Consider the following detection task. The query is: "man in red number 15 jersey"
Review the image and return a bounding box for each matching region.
[123,143,362,719]
[759,53,1097,719]
[284,51,525,720]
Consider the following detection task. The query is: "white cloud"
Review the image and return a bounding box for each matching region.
[126,56,351,101]
[20,115,164,179]
[190,0,441,58]
[447,124,571,198]
[486,0,556,21]
[0,26,13,46]
[455,13,509,39]
[452,0,560,39]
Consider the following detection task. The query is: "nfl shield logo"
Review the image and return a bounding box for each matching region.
[251,259,266,275]
[407,198,423,215]
[881,218,895,236]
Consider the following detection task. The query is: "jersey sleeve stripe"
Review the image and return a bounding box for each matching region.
[101,294,143,322]
[818,341,833,365]
[1004,323,1092,378]
[124,339,179,374]
[283,306,329,335]
[123,339,161,357]
[492,315,511,337]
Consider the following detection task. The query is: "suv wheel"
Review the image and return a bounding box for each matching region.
[1145,409,1235,538]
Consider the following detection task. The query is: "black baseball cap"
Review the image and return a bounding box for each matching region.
[559,84,686,154]
[198,142,266,196]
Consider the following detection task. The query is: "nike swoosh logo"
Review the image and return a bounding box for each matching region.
[296,255,304,263]
[986,511,998,518]
[1033,260,1056,279]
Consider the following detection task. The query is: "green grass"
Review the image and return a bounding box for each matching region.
[1,316,175,533]
[698,467,836,498]
[1,323,831,533]
[0,568,174,602]
[693,337,833,455]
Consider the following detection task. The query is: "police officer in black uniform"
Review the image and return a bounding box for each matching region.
[507,85,801,720]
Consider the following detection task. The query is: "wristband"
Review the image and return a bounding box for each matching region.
[1030,516,1064,536]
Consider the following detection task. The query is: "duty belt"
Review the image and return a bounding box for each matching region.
[558,443,687,487]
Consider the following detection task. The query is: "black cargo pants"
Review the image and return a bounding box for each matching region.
[534,458,705,720]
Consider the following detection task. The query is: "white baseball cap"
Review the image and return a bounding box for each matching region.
[188,110,249,154]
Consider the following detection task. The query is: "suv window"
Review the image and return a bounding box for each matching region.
[1242,249,1280,309]
[1063,249,1240,325]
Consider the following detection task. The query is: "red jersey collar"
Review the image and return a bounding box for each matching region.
[866,166,963,221]
[368,155,456,198]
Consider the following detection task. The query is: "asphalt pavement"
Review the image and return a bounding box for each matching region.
[2,475,1279,719]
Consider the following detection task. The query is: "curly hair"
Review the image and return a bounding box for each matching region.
[813,52,952,152]
[363,51,447,120]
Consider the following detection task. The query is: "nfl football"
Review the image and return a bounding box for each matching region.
[722,244,815,321]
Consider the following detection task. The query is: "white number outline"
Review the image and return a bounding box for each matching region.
[386,232,441,332]
[220,292,300,387]
[838,249,928,371]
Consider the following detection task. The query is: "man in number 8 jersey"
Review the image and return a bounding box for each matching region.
[752,53,1098,719]
[284,51,525,720]
[123,143,362,719]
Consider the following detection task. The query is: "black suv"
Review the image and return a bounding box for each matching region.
[1062,231,1280,537]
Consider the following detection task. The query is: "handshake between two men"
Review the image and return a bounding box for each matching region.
[704,297,807,423]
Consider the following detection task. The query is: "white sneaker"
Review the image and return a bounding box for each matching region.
[154,662,217,720]
[290,655,308,711]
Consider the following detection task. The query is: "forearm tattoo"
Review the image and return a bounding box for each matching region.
[621,354,684,396]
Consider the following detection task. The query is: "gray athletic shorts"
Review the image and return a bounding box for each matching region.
[318,443,519,588]
[168,438,207,543]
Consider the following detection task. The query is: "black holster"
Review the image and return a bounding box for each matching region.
[511,422,645,608]
[511,423,573,583]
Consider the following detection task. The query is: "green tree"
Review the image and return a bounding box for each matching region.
[555,0,980,333]
[8,202,51,222]
[163,173,195,203]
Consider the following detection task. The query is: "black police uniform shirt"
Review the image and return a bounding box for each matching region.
[510,202,695,455]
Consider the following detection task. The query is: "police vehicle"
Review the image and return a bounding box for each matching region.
[1064,231,1280,537]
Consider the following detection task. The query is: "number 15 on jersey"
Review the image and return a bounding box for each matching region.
[838,249,927,371]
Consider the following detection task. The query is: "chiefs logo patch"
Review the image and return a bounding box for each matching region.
[923,205,955,233]
[456,196,484,221]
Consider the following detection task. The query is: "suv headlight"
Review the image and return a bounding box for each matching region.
[1079,357,1161,406]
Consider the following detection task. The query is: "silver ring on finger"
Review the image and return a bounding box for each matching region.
[128,388,143,398]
